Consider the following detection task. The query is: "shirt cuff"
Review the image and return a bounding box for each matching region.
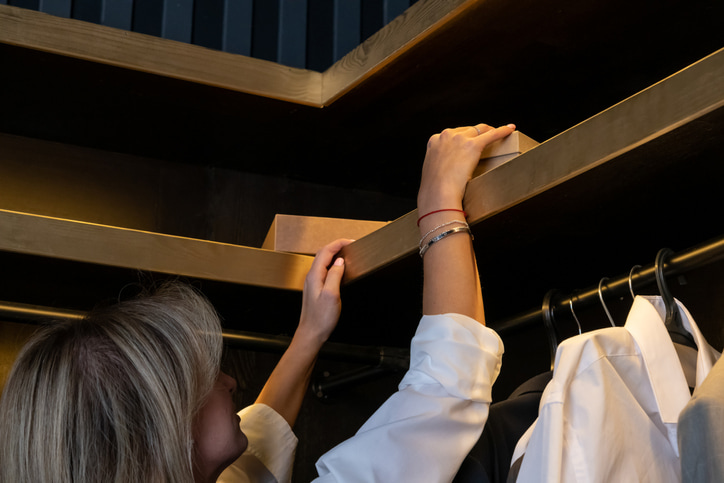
[236,403,299,483]
[400,313,504,402]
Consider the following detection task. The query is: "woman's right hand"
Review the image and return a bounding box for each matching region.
[417,122,515,322]
[417,123,516,215]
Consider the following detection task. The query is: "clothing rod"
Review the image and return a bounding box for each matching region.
[0,300,410,370]
[311,366,393,399]
[223,330,409,370]
[0,301,87,321]
[492,234,724,336]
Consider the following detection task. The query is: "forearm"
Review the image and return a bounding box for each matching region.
[255,332,322,428]
[417,124,514,323]
[256,240,349,427]
[421,230,484,323]
[418,199,484,323]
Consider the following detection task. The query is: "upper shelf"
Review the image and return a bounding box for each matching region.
[2,0,722,198]
[0,0,472,107]
[0,4,320,105]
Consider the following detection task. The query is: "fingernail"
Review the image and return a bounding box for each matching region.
[334,258,345,266]
[507,124,516,129]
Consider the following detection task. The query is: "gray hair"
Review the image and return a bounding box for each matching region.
[0,282,223,483]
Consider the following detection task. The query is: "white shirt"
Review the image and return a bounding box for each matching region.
[313,313,504,482]
[511,295,721,483]
[219,403,298,483]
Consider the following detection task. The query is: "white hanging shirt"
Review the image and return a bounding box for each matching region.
[313,313,504,482]
[511,295,721,483]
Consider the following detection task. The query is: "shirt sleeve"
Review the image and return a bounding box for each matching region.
[218,403,299,483]
[313,313,504,483]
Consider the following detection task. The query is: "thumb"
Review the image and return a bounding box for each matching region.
[323,257,346,295]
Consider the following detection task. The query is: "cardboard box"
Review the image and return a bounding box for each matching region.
[263,132,537,255]
[262,214,389,255]
[474,130,539,178]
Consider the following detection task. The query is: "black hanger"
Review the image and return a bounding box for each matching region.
[654,248,697,349]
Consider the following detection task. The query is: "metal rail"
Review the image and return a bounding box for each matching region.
[0,300,410,371]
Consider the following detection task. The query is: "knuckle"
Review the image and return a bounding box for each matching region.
[439,128,456,140]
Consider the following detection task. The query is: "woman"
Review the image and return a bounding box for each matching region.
[0,121,515,482]
[0,239,351,483]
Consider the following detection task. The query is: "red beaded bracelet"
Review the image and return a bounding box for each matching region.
[417,208,467,226]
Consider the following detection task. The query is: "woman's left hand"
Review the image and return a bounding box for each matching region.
[297,238,353,348]
[255,238,354,427]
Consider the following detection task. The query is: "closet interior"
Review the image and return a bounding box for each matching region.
[1,0,723,480]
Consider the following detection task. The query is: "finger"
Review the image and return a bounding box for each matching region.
[476,123,516,144]
[434,125,477,140]
[312,238,353,267]
[322,257,346,296]
[319,238,354,269]
[470,123,492,136]
[307,239,354,287]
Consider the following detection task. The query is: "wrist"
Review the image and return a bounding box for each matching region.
[417,191,463,216]
[292,324,327,354]
[417,209,467,229]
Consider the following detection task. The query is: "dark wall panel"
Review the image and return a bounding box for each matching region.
[72,0,100,22]
[278,0,307,68]
[40,0,71,17]
[100,0,133,30]
[8,0,39,9]
[222,0,253,56]
[307,0,333,71]
[193,0,224,50]
[133,0,163,37]
[251,0,279,62]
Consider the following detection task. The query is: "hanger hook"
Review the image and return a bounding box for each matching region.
[654,248,697,349]
[568,292,582,335]
[654,248,677,323]
[542,289,559,371]
[598,277,616,327]
[628,265,642,300]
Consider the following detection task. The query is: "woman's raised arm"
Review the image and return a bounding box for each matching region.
[417,123,516,322]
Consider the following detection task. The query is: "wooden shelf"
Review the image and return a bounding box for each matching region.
[320,0,477,104]
[0,209,314,291]
[0,5,322,106]
[339,48,724,283]
[0,1,477,107]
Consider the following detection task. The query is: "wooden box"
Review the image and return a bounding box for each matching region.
[262,214,389,255]
[474,131,539,178]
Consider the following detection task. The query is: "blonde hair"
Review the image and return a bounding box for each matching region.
[0,282,223,483]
